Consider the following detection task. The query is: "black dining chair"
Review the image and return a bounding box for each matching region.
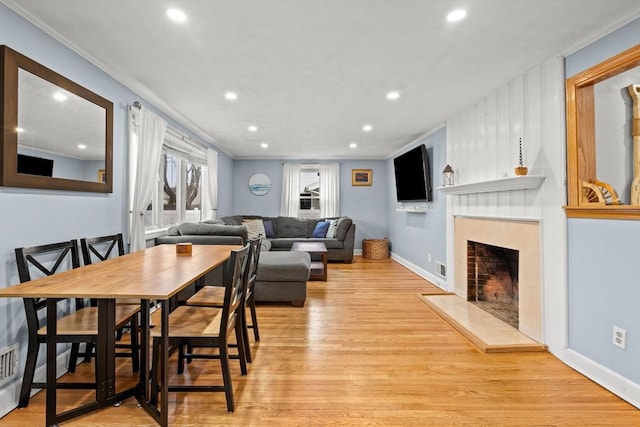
[71,233,140,373]
[184,237,262,362]
[14,240,139,408]
[150,244,250,412]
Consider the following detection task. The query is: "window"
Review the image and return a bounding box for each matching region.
[144,135,205,230]
[299,166,320,218]
[281,162,339,218]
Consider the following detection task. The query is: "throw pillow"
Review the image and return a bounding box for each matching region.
[334,217,353,241]
[311,221,330,238]
[243,218,266,239]
[263,220,276,238]
[325,219,338,238]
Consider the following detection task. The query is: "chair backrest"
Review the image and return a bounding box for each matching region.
[80,233,125,265]
[246,237,262,298]
[220,244,251,337]
[14,240,82,331]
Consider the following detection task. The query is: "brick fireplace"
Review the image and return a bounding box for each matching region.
[467,241,519,329]
[455,217,541,342]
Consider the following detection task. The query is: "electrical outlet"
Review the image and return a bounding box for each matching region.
[613,326,626,350]
[427,253,432,262]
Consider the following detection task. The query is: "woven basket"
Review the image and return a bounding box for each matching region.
[362,238,390,260]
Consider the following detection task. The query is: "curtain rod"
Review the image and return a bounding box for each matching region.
[131,100,206,150]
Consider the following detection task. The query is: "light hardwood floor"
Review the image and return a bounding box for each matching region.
[2,257,638,426]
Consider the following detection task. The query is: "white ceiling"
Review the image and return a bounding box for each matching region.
[4,0,640,160]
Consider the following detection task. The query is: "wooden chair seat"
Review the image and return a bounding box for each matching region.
[151,305,223,338]
[37,304,141,336]
[186,286,225,307]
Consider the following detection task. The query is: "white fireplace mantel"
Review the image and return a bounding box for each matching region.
[437,175,545,195]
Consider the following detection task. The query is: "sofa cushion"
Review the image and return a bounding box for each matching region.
[256,251,311,282]
[311,221,330,238]
[243,218,265,239]
[334,217,353,241]
[219,215,244,226]
[177,222,248,242]
[275,216,310,238]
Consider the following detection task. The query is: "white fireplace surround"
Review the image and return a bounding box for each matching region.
[454,217,541,342]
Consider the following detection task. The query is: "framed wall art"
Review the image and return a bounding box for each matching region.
[352,169,372,186]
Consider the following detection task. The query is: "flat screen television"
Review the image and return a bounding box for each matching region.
[17,154,54,177]
[393,144,432,202]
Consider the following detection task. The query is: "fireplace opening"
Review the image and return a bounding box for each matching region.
[467,241,519,329]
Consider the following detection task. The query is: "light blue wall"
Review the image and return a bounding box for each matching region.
[567,219,640,383]
[386,128,447,277]
[0,3,232,406]
[232,159,388,249]
[565,18,640,385]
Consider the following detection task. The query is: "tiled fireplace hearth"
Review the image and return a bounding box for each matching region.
[455,217,541,342]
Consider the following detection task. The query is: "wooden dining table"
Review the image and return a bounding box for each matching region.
[0,243,240,427]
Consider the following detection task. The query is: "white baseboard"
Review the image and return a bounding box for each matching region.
[354,249,362,256]
[0,350,70,418]
[562,349,640,409]
[389,252,448,290]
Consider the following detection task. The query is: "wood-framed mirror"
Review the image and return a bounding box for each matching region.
[0,45,113,192]
[565,44,640,219]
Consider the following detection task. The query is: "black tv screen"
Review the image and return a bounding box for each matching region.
[17,154,54,177]
[393,144,432,202]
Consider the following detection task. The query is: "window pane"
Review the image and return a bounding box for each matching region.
[185,162,202,222]
[163,154,178,225]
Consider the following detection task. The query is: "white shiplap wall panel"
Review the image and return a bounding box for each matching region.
[447,60,560,220]
[444,55,567,353]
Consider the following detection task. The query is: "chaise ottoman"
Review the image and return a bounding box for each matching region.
[255,251,311,307]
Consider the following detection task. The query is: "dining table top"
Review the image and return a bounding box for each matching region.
[0,244,241,300]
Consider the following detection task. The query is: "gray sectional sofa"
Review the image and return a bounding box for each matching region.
[217,215,356,263]
[155,215,355,306]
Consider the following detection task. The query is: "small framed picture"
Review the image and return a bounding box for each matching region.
[352,169,372,186]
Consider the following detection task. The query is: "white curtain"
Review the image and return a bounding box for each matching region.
[201,148,218,220]
[280,163,301,217]
[129,107,167,252]
[319,163,340,217]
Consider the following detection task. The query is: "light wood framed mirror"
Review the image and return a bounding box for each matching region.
[0,45,113,192]
[565,44,640,219]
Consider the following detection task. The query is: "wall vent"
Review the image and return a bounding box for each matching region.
[0,342,19,386]
[435,261,447,278]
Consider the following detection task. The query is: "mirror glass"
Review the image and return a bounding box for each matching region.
[1,45,113,192]
[18,69,106,182]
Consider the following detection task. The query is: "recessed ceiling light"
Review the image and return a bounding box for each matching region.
[78,144,87,149]
[16,127,24,133]
[167,8,187,23]
[362,124,372,132]
[387,91,400,100]
[225,92,237,101]
[248,125,258,132]
[260,143,268,149]
[53,92,67,102]
[447,9,466,22]
[349,142,358,149]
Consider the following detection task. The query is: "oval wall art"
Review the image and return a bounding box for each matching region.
[248,173,272,196]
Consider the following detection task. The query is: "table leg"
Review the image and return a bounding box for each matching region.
[46,299,58,427]
[161,300,169,426]
[139,299,150,401]
[96,299,116,403]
